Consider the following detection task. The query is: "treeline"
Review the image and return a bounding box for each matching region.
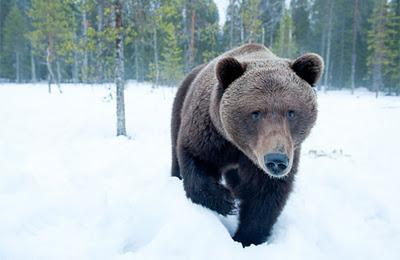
[0,0,399,95]
[223,0,400,95]
[0,0,221,86]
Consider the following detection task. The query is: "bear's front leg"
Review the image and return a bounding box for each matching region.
[233,193,283,247]
[233,160,294,247]
[178,147,236,216]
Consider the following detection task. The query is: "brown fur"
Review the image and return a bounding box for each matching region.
[171,43,323,246]
[171,64,206,178]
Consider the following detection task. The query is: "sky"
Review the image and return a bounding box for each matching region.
[214,0,292,27]
[214,0,229,27]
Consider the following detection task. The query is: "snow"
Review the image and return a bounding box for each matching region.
[0,83,399,260]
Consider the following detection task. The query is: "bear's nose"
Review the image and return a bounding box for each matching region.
[264,153,289,175]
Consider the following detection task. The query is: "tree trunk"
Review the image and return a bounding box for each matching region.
[134,40,139,81]
[48,75,52,93]
[319,2,328,84]
[73,49,79,83]
[350,0,359,94]
[30,48,37,82]
[188,0,196,69]
[46,34,62,94]
[338,19,345,89]
[115,0,126,136]
[261,27,265,46]
[47,53,53,93]
[96,0,104,83]
[323,1,334,91]
[248,15,254,43]
[240,20,244,44]
[47,47,54,93]
[279,1,285,50]
[229,0,234,48]
[153,26,159,87]
[373,61,382,98]
[82,0,89,82]
[56,58,62,84]
[269,30,273,47]
[72,30,79,83]
[183,3,189,73]
[15,51,20,83]
[320,28,326,67]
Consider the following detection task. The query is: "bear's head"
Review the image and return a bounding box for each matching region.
[212,53,323,178]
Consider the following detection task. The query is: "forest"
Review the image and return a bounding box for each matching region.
[0,0,399,95]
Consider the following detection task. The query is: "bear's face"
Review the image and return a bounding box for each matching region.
[215,54,323,178]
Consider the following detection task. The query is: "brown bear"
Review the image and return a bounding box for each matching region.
[171,43,323,247]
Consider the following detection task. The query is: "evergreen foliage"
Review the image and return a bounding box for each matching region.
[273,8,297,58]
[3,3,29,82]
[0,0,398,95]
[367,0,391,97]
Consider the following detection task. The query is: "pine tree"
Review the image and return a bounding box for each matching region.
[322,0,333,89]
[3,3,29,82]
[240,0,263,43]
[291,0,310,53]
[259,0,284,47]
[0,0,13,78]
[149,0,161,86]
[196,0,220,63]
[387,0,400,95]
[157,0,184,86]
[367,0,390,97]
[188,0,196,69]
[147,0,163,86]
[223,0,242,49]
[29,0,75,92]
[160,22,183,86]
[350,0,360,93]
[181,0,220,71]
[274,9,297,58]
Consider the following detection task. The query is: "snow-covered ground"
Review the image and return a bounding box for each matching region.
[0,83,399,260]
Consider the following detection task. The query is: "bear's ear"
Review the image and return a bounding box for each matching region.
[216,57,246,89]
[291,53,324,86]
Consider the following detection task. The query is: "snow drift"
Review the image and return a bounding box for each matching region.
[0,83,399,259]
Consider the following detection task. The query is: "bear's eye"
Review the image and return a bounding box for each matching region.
[251,111,262,121]
[286,110,296,120]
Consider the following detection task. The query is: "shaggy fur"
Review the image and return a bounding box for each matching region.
[171,43,324,247]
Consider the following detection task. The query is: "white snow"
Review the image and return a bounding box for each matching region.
[0,83,399,260]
